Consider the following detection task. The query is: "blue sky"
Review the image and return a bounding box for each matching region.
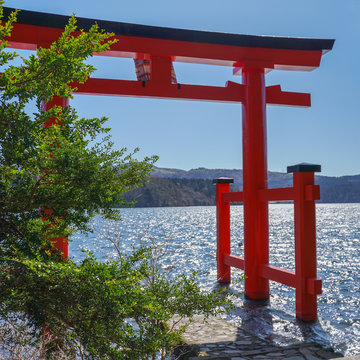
[3,0,360,176]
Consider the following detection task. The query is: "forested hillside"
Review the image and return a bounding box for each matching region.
[122,177,218,207]
[320,183,360,203]
[151,167,360,188]
[121,171,360,207]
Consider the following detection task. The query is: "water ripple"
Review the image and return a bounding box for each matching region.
[70,203,360,356]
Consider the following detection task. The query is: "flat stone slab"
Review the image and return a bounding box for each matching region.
[170,315,240,344]
[170,315,345,360]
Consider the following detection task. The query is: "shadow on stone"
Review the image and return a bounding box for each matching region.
[171,292,344,359]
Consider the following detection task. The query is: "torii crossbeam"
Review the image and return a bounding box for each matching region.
[3,7,333,105]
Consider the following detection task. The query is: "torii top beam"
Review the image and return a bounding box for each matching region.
[3,7,334,70]
[2,7,334,104]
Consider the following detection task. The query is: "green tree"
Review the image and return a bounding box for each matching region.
[0,4,157,259]
[0,4,233,359]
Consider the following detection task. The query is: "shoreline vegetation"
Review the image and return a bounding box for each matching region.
[121,167,360,207]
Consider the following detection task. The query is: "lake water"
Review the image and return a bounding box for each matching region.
[70,203,360,357]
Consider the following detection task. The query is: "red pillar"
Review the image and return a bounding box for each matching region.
[213,178,233,283]
[42,95,69,258]
[43,96,69,126]
[289,163,321,321]
[242,67,269,299]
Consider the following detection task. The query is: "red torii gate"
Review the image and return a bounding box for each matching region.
[3,7,334,321]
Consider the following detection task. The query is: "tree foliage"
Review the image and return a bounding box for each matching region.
[0,3,157,259]
[1,248,231,359]
[0,4,233,359]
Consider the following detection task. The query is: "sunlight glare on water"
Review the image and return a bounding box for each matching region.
[70,203,360,356]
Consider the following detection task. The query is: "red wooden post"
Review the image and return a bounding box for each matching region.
[213,177,233,283]
[288,163,322,321]
[42,95,70,258]
[242,66,269,300]
[43,96,69,127]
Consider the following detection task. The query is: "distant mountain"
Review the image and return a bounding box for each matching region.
[152,167,360,188]
[120,167,360,207]
[122,177,217,207]
[316,174,360,186]
[320,183,360,203]
[151,167,245,185]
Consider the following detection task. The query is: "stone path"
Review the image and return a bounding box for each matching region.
[170,315,348,360]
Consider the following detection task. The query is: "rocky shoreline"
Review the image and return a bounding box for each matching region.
[171,315,357,360]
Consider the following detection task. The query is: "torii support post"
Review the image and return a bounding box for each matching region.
[242,66,269,300]
[42,95,70,258]
[213,177,234,283]
[288,163,322,322]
